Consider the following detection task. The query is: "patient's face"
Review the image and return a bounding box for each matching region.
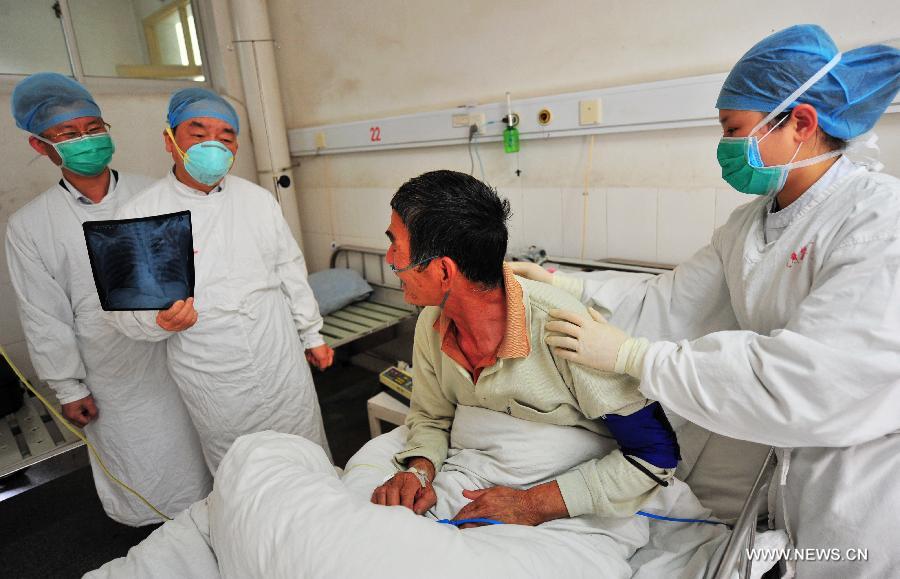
[385,211,444,306]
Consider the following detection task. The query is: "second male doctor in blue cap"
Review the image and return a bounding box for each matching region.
[109,88,334,472]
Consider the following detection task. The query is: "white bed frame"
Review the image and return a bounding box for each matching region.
[0,382,83,479]
[319,245,417,349]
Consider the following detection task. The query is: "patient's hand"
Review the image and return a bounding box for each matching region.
[452,481,569,528]
[371,458,437,515]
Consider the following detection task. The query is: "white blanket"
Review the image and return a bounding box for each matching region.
[207,406,729,578]
[88,407,753,579]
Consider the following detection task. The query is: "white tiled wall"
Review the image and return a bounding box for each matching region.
[301,185,751,272]
[657,188,717,265]
[607,187,658,263]
[521,188,564,256]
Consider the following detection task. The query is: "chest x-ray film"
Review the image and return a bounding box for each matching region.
[83,211,195,311]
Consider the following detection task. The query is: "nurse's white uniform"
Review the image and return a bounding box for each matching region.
[110,172,329,473]
[5,171,212,526]
[578,157,900,577]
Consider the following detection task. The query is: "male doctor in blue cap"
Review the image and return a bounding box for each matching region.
[6,73,211,525]
[109,88,334,472]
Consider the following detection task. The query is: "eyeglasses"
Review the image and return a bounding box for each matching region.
[44,122,111,142]
[390,255,438,274]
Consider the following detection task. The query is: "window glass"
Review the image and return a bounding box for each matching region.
[69,0,204,81]
[0,1,72,75]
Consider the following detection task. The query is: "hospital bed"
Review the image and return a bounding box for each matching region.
[0,381,83,479]
[86,253,785,579]
[318,245,417,349]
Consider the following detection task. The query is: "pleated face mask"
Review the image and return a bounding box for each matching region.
[717,115,798,196]
[34,132,115,177]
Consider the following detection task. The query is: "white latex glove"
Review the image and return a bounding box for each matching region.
[507,262,584,298]
[545,308,649,377]
[507,261,553,284]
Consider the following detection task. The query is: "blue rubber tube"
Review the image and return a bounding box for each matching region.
[436,518,505,527]
[636,510,731,528]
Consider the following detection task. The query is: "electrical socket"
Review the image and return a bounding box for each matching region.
[452,114,470,128]
[579,99,602,125]
[468,112,486,133]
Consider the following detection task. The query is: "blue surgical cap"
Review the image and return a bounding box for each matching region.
[167,88,239,134]
[717,25,900,140]
[11,73,102,135]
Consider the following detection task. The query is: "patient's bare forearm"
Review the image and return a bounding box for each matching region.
[527,480,569,522]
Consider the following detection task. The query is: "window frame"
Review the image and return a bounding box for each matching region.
[0,0,213,93]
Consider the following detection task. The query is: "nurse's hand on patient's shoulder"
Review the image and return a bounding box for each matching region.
[545,307,625,372]
[507,261,554,284]
[62,395,98,427]
[305,344,334,371]
[452,480,569,528]
[156,298,198,332]
[545,307,650,378]
[371,457,437,515]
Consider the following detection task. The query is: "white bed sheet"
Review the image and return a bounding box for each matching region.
[86,409,782,579]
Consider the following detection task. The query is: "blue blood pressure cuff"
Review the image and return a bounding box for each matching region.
[604,401,680,486]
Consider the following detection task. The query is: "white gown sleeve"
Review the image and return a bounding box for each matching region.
[268,197,325,349]
[639,236,900,448]
[580,238,739,341]
[107,310,173,342]
[5,220,90,403]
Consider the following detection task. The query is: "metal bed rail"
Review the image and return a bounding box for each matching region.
[330,244,402,290]
[1,382,84,479]
[321,245,416,348]
[711,447,778,579]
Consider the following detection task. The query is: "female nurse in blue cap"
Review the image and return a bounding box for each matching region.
[513,25,900,577]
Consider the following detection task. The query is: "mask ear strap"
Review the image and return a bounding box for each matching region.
[31,133,57,148]
[749,52,843,136]
[165,125,189,162]
[783,148,842,170]
[757,113,791,142]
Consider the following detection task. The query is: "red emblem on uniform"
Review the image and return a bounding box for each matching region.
[787,242,814,268]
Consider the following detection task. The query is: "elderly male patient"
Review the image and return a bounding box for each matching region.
[371,169,679,526]
[86,170,696,579]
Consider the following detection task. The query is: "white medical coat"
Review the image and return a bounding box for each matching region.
[579,158,900,577]
[109,172,329,473]
[5,171,212,526]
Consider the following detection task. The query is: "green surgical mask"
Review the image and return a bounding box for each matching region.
[716,118,800,196]
[36,132,115,176]
[716,126,841,196]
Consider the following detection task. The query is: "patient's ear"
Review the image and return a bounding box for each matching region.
[438,257,458,290]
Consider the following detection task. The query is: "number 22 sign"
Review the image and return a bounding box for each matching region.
[369,126,382,142]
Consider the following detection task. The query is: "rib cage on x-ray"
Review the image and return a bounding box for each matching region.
[83,211,195,311]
